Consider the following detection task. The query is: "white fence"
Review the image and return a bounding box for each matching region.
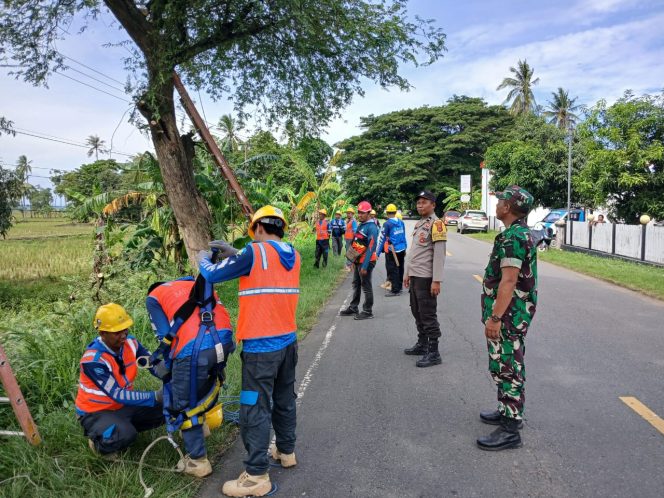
[565,221,664,265]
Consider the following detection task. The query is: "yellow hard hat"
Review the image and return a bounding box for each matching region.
[94,303,133,333]
[396,211,403,220]
[385,203,397,213]
[370,209,377,215]
[318,209,327,216]
[248,205,288,239]
[204,404,224,431]
[335,211,342,215]
[346,207,355,214]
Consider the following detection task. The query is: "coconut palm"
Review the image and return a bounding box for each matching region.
[85,135,107,160]
[497,59,540,116]
[15,155,32,217]
[218,114,242,152]
[543,87,580,130]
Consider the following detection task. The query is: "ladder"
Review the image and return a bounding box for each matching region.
[0,341,41,445]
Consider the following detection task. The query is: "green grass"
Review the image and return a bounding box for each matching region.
[5,217,93,240]
[464,231,664,301]
[0,233,347,497]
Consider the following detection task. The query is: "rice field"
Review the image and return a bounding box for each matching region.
[4,217,94,240]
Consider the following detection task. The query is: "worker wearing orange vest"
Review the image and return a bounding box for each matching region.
[75,304,164,460]
[313,208,331,268]
[344,207,358,270]
[199,206,300,497]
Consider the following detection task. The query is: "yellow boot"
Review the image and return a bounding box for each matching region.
[177,455,212,477]
[269,443,297,468]
[222,471,271,497]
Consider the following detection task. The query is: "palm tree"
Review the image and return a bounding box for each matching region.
[85,135,107,160]
[497,59,540,115]
[218,114,242,152]
[15,155,32,217]
[543,87,580,130]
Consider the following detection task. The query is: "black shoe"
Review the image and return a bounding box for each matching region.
[385,291,402,297]
[314,263,319,269]
[322,261,327,268]
[354,311,374,320]
[339,308,358,316]
[404,342,427,355]
[416,351,442,367]
[476,416,523,451]
[480,410,524,429]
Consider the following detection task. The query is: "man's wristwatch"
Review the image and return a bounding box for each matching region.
[490,314,502,323]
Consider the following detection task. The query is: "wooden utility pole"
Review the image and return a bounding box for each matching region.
[173,72,254,221]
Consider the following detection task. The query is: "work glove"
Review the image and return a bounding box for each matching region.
[209,240,238,259]
[154,387,164,405]
[197,250,212,265]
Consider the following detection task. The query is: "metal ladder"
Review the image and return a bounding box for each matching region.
[0,341,41,445]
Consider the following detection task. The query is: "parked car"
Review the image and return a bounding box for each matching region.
[540,208,586,234]
[457,210,489,233]
[443,210,460,225]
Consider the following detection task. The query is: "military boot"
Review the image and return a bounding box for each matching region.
[480,410,523,429]
[177,455,213,477]
[222,471,272,497]
[404,341,426,355]
[416,342,442,367]
[270,443,297,468]
[476,416,523,451]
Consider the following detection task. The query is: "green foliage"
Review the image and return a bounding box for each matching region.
[575,91,664,222]
[0,166,22,238]
[441,186,482,212]
[28,187,54,214]
[496,59,540,116]
[485,114,570,208]
[337,96,514,209]
[543,88,581,130]
[52,160,124,205]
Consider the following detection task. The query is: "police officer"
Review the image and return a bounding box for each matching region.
[477,186,536,451]
[403,190,447,367]
[377,203,407,297]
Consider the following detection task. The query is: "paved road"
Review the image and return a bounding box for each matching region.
[200,224,664,498]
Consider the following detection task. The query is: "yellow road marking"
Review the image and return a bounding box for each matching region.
[473,274,482,283]
[620,396,664,436]
[446,250,452,257]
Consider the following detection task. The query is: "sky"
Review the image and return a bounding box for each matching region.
[1,0,663,194]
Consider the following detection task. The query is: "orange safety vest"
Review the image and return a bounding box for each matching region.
[75,337,139,413]
[316,220,330,240]
[148,280,232,358]
[345,220,355,240]
[237,242,301,341]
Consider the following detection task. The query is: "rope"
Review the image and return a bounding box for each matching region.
[137,435,185,498]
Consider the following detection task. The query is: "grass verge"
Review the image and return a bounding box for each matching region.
[465,231,664,301]
[0,235,347,497]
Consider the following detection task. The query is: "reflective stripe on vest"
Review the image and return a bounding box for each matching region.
[237,243,300,341]
[345,220,355,240]
[316,220,330,240]
[75,338,139,413]
[148,280,233,358]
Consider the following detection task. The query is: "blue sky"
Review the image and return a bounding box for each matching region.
[1,0,663,191]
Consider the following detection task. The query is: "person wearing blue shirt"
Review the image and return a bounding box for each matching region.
[376,204,408,296]
[329,211,346,257]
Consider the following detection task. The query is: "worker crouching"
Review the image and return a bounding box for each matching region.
[75,304,164,461]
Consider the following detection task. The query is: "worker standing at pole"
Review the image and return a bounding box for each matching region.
[314,209,331,268]
[403,190,447,368]
[75,304,164,460]
[377,203,407,297]
[199,206,300,497]
[344,208,358,272]
[329,210,346,257]
[340,201,379,320]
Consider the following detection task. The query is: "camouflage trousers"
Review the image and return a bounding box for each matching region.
[487,330,526,420]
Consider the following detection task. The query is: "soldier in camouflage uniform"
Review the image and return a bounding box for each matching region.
[477,185,537,451]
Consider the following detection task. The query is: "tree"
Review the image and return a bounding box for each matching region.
[85,135,108,161]
[575,92,664,222]
[28,187,54,216]
[336,96,514,209]
[485,114,571,208]
[218,114,242,153]
[14,155,32,217]
[0,117,14,136]
[52,159,124,206]
[1,1,446,263]
[0,166,22,238]
[543,88,580,130]
[497,59,540,116]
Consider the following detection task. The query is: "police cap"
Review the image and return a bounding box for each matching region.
[415,190,436,203]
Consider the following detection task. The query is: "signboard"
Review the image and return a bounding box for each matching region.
[460,194,471,203]
[460,175,471,193]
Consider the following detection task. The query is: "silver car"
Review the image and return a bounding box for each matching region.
[457,210,489,233]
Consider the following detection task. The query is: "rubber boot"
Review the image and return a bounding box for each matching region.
[177,455,213,477]
[480,410,524,429]
[416,342,442,367]
[222,471,272,497]
[270,443,297,468]
[476,416,523,451]
[404,342,426,356]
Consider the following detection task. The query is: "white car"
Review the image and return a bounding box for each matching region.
[457,210,489,233]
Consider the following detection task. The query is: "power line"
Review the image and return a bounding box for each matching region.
[63,65,126,93]
[53,71,131,103]
[8,129,135,158]
[58,52,126,86]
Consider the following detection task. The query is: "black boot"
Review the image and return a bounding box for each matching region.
[339,307,358,316]
[404,342,426,356]
[476,416,523,451]
[416,342,441,367]
[480,410,523,429]
[314,261,320,269]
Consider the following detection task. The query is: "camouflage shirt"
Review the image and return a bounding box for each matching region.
[481,218,538,332]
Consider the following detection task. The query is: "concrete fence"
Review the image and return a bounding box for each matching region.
[565,221,664,265]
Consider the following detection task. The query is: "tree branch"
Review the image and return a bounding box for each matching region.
[103,0,153,53]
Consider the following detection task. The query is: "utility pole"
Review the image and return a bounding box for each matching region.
[567,123,573,216]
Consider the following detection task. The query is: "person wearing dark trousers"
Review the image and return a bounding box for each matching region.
[376,203,408,296]
[343,208,358,271]
[403,190,447,367]
[314,209,331,268]
[340,201,379,320]
[200,206,301,497]
[329,211,345,256]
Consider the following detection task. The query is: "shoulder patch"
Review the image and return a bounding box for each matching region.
[431,220,447,242]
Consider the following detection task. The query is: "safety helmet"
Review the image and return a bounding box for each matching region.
[94,303,133,333]
[385,203,397,213]
[318,208,328,216]
[346,207,355,214]
[335,211,342,216]
[204,404,224,431]
[248,205,288,239]
[370,209,377,216]
[396,211,403,220]
[357,201,372,213]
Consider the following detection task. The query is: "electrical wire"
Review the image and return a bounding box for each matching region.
[63,64,126,93]
[53,71,131,103]
[58,52,126,86]
[7,129,135,157]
